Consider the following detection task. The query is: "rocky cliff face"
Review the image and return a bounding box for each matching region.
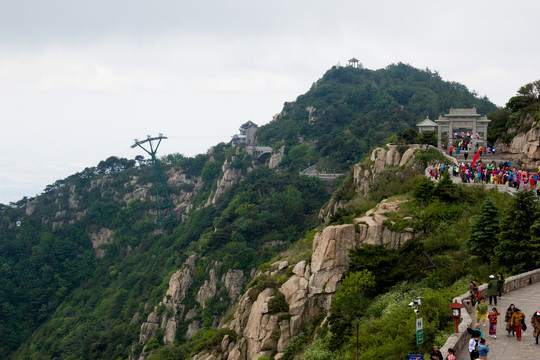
[133,146,419,360]
[88,228,115,259]
[268,146,285,169]
[207,155,247,206]
[354,145,418,197]
[133,256,248,360]
[319,145,422,223]
[133,254,197,360]
[496,121,540,169]
[191,199,414,360]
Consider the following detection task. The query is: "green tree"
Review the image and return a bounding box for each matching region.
[495,190,539,272]
[201,161,221,183]
[527,206,540,269]
[467,198,500,260]
[432,171,459,202]
[413,177,435,203]
[349,244,399,291]
[332,270,376,316]
[329,270,375,349]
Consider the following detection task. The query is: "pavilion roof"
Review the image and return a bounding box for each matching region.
[416,117,438,127]
[240,120,258,130]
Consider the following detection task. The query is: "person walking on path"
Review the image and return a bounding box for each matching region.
[446,348,456,360]
[511,307,526,341]
[477,338,490,360]
[468,333,481,360]
[429,345,443,360]
[476,297,489,327]
[487,275,498,305]
[467,323,483,339]
[496,272,504,299]
[487,307,500,338]
[532,310,540,345]
[470,279,479,306]
[505,304,516,336]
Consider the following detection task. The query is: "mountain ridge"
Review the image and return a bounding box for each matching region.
[1,63,524,360]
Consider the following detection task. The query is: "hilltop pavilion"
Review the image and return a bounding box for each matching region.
[416,116,438,133]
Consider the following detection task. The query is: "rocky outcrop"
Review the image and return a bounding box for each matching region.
[268,146,285,169]
[306,106,317,124]
[90,175,111,190]
[25,199,38,216]
[87,228,114,259]
[496,122,540,169]
[271,110,286,123]
[123,182,152,204]
[135,254,197,359]
[222,269,247,305]
[196,263,220,309]
[122,170,200,222]
[133,255,248,359]
[192,199,414,360]
[167,169,201,218]
[67,185,77,209]
[359,146,418,194]
[208,159,244,206]
[354,200,414,249]
[319,145,422,223]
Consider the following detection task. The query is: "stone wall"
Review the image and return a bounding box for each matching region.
[440,268,540,357]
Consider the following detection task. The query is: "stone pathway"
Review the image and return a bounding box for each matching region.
[457,280,540,360]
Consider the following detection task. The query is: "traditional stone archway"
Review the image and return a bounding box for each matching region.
[435,108,490,149]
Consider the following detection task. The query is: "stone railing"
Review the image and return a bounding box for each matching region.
[440,268,540,357]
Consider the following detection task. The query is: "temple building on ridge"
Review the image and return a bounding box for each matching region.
[416,116,438,133]
[233,121,258,145]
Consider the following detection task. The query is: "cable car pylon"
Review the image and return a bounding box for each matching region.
[131,134,178,230]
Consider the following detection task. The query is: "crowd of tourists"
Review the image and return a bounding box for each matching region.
[461,276,540,359]
[451,132,482,141]
[445,141,497,159]
[428,160,540,194]
[428,276,540,360]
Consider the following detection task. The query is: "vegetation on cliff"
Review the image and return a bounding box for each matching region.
[0,63,512,360]
[488,79,540,144]
[257,63,496,172]
[295,164,539,359]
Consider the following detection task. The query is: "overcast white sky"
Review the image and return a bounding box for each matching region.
[1,0,539,204]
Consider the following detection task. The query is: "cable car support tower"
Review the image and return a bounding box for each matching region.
[131,134,178,229]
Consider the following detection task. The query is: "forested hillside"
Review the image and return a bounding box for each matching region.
[0,63,501,359]
[257,63,496,172]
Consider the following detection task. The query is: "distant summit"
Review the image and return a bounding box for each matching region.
[256,62,497,172]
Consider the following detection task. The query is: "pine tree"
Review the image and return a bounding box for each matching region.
[528,206,540,268]
[468,198,500,260]
[494,190,539,272]
[433,171,459,202]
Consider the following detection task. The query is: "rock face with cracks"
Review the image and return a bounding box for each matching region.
[319,144,422,223]
[191,198,414,360]
[132,257,248,360]
[134,255,197,360]
[207,157,246,206]
[496,121,540,169]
